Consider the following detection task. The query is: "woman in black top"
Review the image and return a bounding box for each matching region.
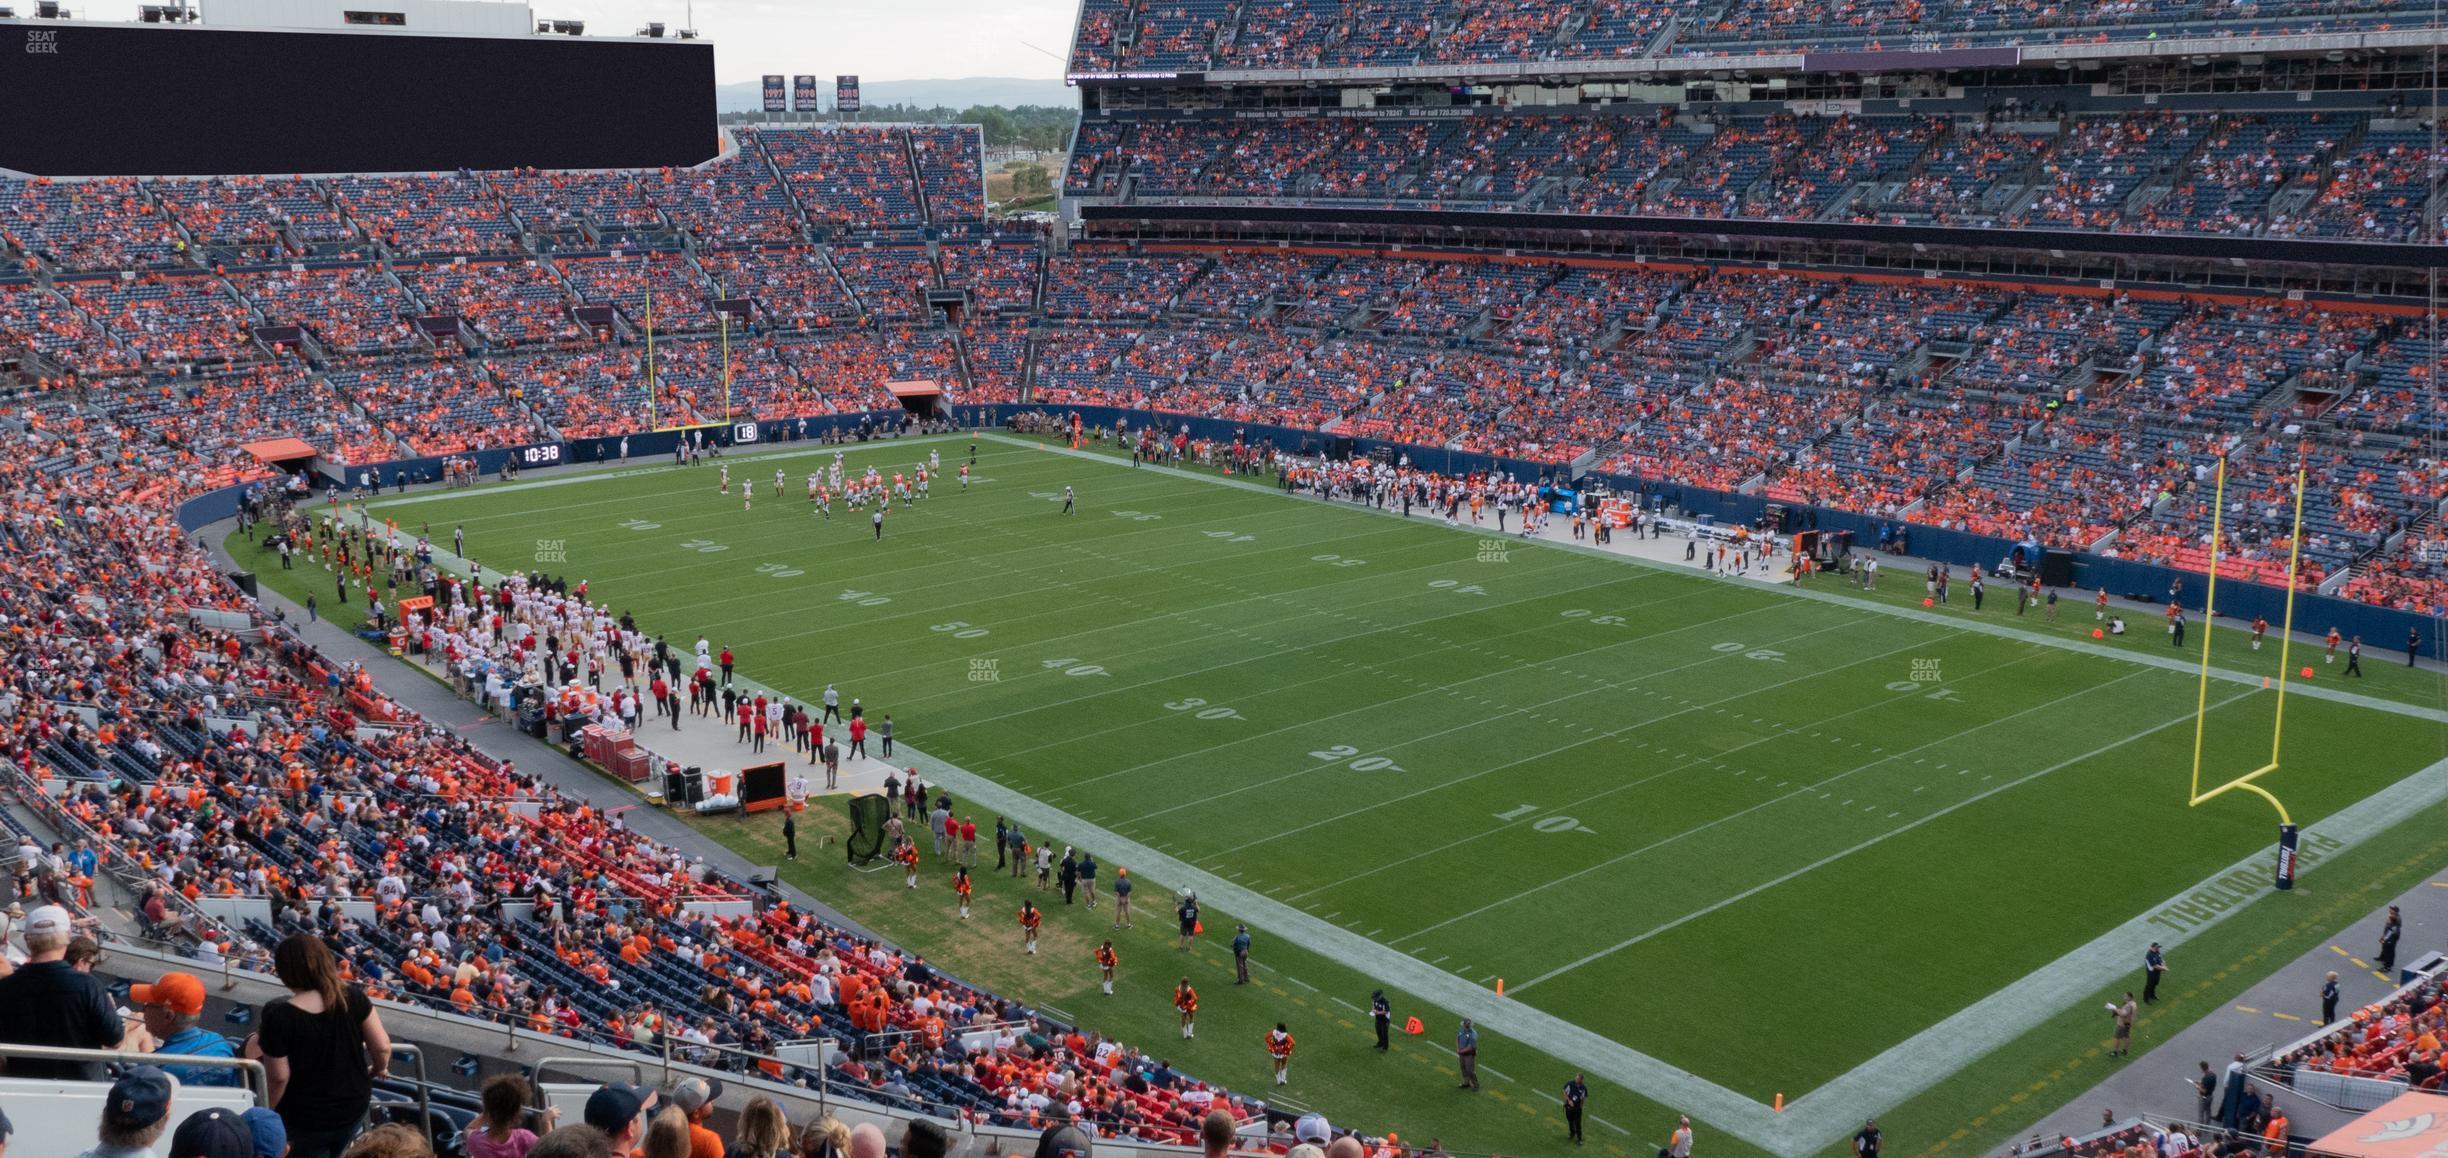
[254,933,393,1158]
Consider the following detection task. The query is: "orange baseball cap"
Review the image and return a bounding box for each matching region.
[131,972,206,1016]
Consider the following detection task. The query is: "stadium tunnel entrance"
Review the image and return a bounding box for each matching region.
[885,378,944,421]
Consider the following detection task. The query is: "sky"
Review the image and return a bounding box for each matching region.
[133,0,1078,82]
[551,0,1079,82]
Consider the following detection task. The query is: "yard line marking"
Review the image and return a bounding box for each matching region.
[1779,718,2448,1149]
[1056,584,1801,796]
[1213,622,1935,857]
[1399,665,2140,948]
[923,565,1650,735]
[1005,434,2448,726]
[1131,612,1877,829]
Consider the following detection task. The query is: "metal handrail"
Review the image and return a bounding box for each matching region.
[531,1055,646,1087]
[0,1041,269,1105]
[386,1043,431,1141]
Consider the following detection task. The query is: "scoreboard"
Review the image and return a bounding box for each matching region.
[0,20,714,176]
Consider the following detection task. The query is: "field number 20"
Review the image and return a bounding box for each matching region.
[1310,744,1404,773]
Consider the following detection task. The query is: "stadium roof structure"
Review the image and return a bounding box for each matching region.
[2308,1091,2448,1158]
[238,438,319,462]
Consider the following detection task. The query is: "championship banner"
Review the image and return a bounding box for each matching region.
[761,75,785,113]
[792,74,818,112]
[835,74,860,114]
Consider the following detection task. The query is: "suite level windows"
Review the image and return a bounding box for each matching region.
[344,9,407,24]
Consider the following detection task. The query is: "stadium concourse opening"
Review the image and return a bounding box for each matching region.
[886,378,945,421]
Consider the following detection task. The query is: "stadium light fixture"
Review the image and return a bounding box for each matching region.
[36,0,59,17]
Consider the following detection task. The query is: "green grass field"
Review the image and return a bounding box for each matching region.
[234,433,2448,1156]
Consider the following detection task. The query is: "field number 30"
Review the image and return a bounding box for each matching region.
[1310,744,1404,773]
[1164,698,1244,720]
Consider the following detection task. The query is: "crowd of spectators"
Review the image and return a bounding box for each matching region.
[1068,107,2439,242]
[154,176,363,262]
[331,176,525,259]
[1068,0,2427,71]
[0,447,1324,1154]
[749,127,932,233]
[0,177,189,272]
[559,253,718,332]
[694,247,861,333]
[828,247,939,324]
[232,267,420,357]
[329,360,541,456]
[399,260,592,349]
[61,273,263,369]
[2273,970,2444,1091]
[5,161,2448,610]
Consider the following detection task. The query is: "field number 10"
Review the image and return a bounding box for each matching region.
[1494,804,1596,834]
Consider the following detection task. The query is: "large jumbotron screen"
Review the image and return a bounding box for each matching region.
[0,19,715,175]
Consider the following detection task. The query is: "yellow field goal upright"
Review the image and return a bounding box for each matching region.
[2184,452,2309,889]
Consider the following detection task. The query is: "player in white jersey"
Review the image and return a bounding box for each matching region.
[807,472,820,500]
[719,465,730,494]
[743,479,754,511]
[775,468,785,496]
[928,449,940,473]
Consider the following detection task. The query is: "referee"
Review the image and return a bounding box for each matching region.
[1563,1074,1588,1145]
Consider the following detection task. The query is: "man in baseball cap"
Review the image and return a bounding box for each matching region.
[82,1064,176,1158]
[0,904,122,1080]
[167,1106,252,1158]
[583,1082,657,1152]
[1294,1113,1334,1146]
[668,1076,724,1158]
[1032,1122,1093,1158]
[133,972,240,1087]
[239,1109,285,1158]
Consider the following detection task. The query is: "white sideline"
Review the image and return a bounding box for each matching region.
[982,436,2448,1151]
[354,433,2448,1154]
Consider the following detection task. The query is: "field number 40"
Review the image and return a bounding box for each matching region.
[1713,642,1786,662]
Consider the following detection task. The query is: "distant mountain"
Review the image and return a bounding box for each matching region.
[714,77,1075,115]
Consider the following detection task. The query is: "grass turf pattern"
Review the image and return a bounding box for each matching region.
[237,435,2448,1155]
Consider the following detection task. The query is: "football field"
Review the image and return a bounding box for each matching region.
[249,432,2448,1154]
